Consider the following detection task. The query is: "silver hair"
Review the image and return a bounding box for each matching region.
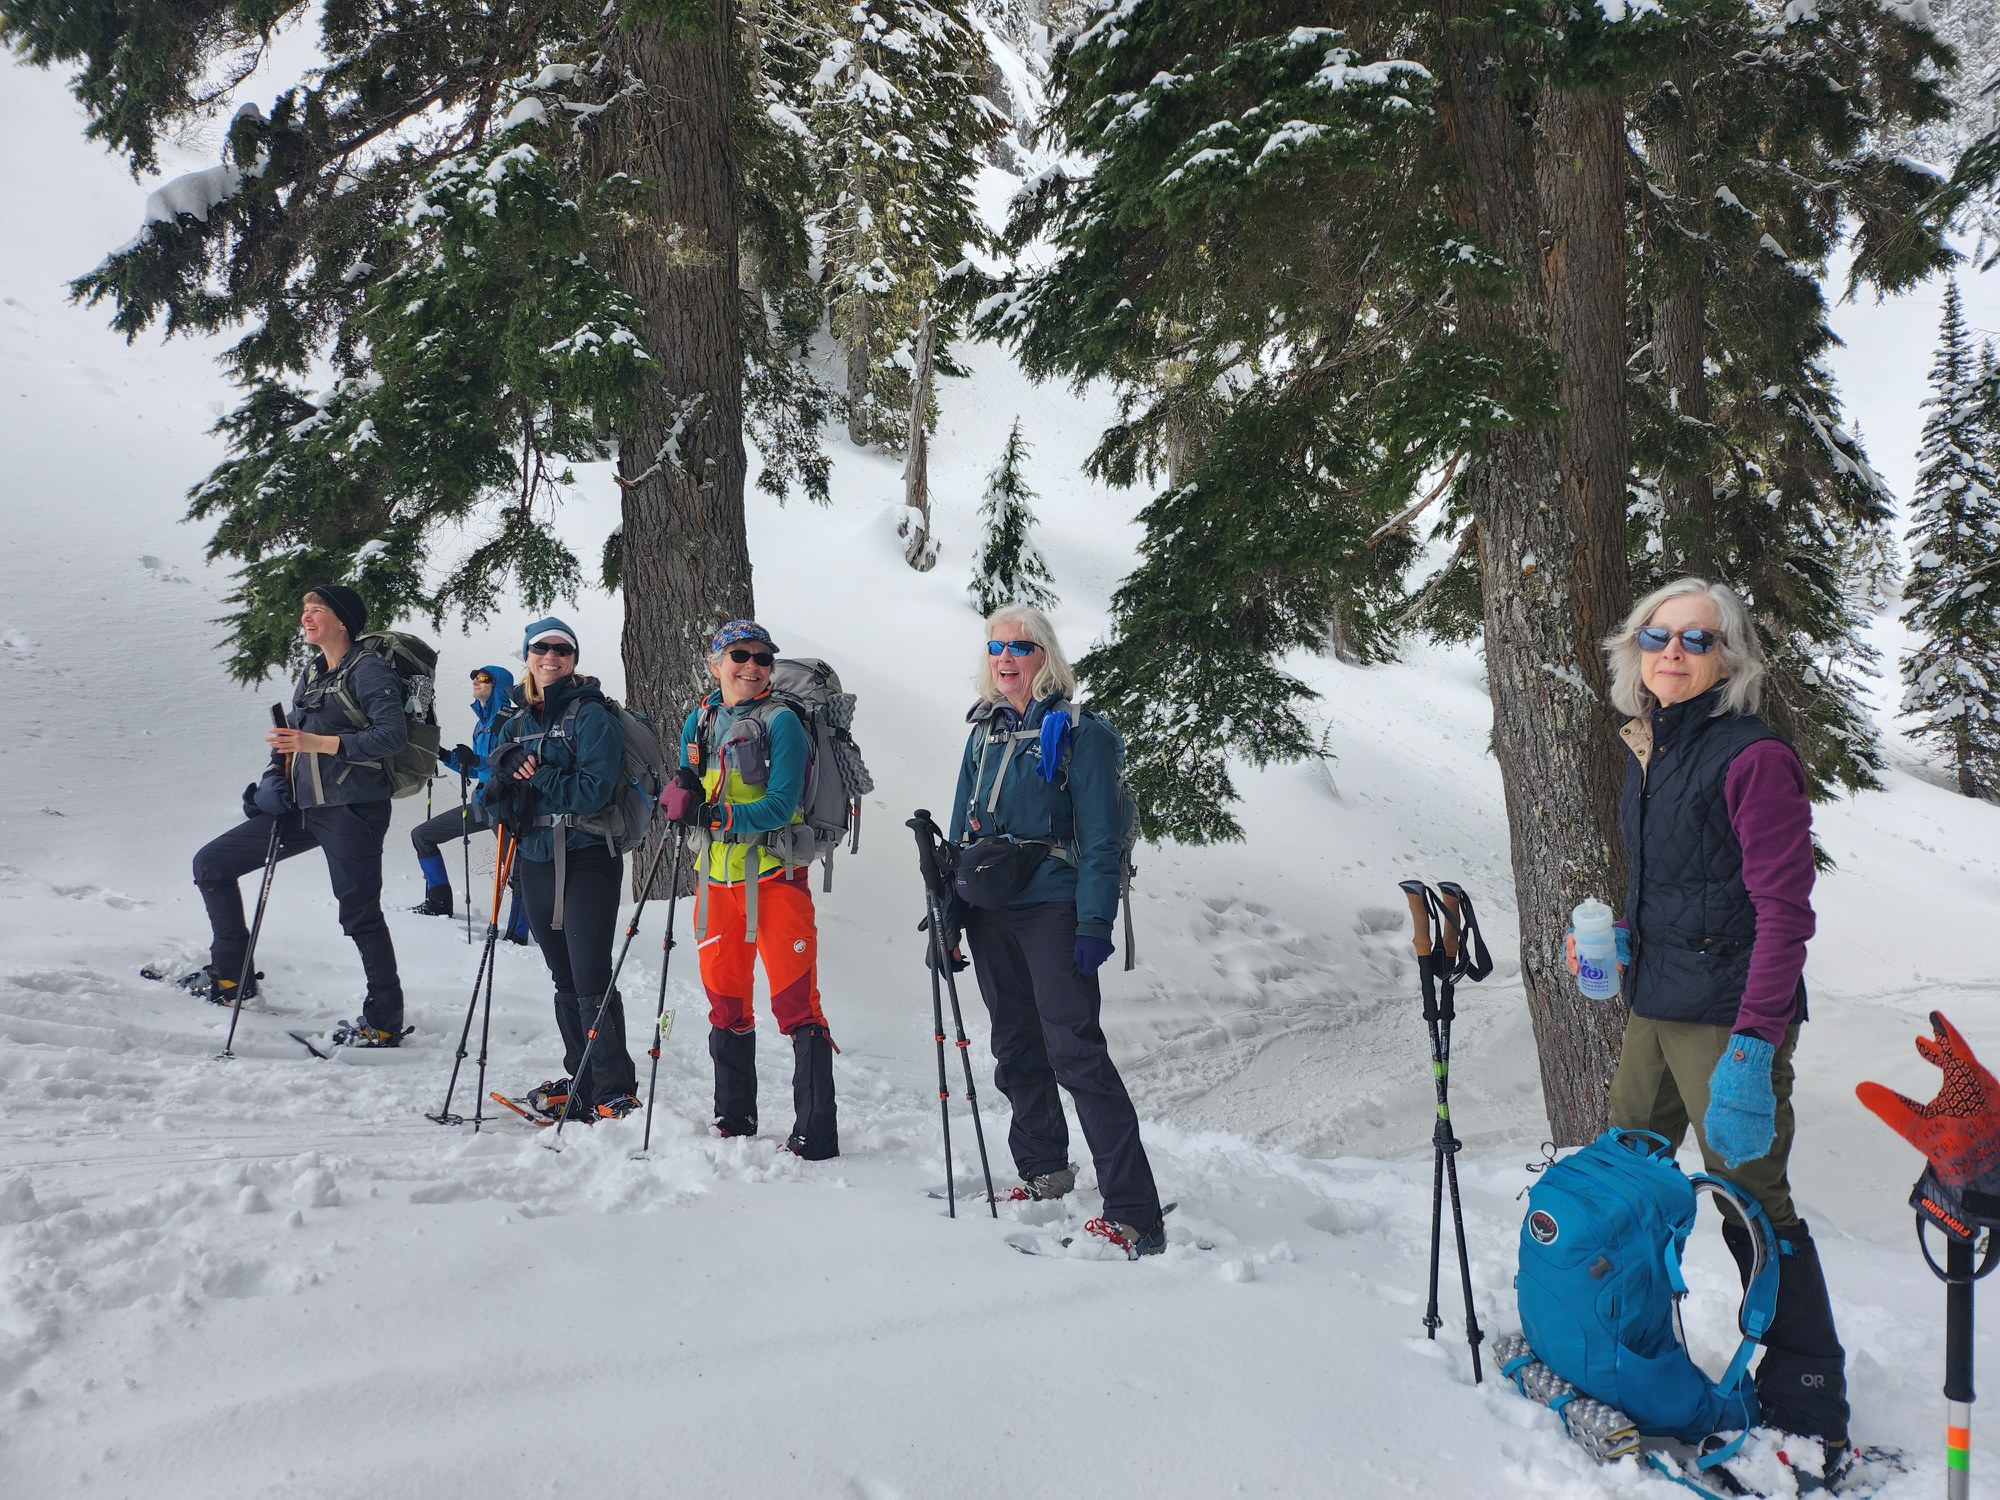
[975,604,1079,703]
[1604,577,1765,718]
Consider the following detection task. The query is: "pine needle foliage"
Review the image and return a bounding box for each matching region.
[968,418,1058,615]
[1902,282,2000,799]
[987,4,1516,841]
[4,0,831,680]
[1625,0,1955,799]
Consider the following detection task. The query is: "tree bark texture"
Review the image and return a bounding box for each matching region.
[901,311,937,571]
[1646,68,1719,572]
[1437,7,1634,1145]
[593,1,752,896]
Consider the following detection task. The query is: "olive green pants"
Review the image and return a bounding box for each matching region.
[1607,1014,1801,1229]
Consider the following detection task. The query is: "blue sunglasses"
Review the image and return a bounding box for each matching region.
[987,639,1041,656]
[1636,627,1721,655]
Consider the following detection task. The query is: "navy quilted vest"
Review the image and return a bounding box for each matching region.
[1618,689,1803,1027]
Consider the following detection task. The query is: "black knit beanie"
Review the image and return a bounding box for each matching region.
[307,583,368,639]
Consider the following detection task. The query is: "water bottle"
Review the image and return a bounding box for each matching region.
[1571,898,1622,1001]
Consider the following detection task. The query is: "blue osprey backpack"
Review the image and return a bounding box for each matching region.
[1515,1130,1779,1446]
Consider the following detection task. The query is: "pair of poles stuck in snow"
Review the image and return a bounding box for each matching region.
[1399,877,1494,1385]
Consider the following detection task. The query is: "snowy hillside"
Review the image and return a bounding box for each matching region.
[5,41,2000,1500]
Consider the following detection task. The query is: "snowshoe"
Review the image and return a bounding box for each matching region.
[1000,1164,1078,1202]
[145,963,260,1004]
[412,885,454,917]
[328,1015,413,1049]
[525,1077,572,1119]
[714,1116,757,1139]
[1082,1215,1166,1259]
[595,1093,642,1121]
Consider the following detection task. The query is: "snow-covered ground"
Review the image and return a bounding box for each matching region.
[5,53,2000,1500]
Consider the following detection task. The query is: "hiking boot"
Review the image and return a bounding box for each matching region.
[526,1078,571,1118]
[176,966,260,1004]
[1083,1216,1166,1260]
[1001,1164,1078,1202]
[714,1116,757,1139]
[330,1015,405,1049]
[1772,1434,1853,1493]
[596,1093,642,1121]
[413,885,454,918]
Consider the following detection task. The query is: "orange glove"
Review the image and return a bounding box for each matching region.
[1857,1011,2000,1187]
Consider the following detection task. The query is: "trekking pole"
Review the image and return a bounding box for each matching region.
[639,824,690,1157]
[219,704,290,1060]
[908,810,997,1218]
[1399,878,1489,1383]
[428,829,517,1125]
[1435,881,1492,1382]
[461,769,473,945]
[549,818,677,1146]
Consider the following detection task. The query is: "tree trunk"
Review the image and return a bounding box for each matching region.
[1647,67,1719,572]
[592,1,751,895]
[901,310,937,571]
[1438,7,1633,1145]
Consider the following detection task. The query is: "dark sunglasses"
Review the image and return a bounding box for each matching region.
[527,641,576,658]
[1636,627,1721,655]
[470,672,494,684]
[725,648,774,667]
[987,639,1041,657]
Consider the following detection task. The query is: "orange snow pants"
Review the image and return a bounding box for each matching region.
[696,869,830,1036]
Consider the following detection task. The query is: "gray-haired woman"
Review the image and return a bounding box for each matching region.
[946,604,1165,1258]
[1595,577,1849,1473]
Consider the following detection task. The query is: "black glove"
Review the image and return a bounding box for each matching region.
[482,775,539,838]
[248,769,294,819]
[918,914,969,973]
[451,743,478,774]
[489,741,531,782]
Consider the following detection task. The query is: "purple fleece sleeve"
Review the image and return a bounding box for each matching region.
[1724,740,1816,1043]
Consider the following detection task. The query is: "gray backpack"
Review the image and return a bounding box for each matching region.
[321,630,442,799]
[697,657,874,888]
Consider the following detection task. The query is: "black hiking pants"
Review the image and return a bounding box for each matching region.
[411,799,487,862]
[193,802,404,1028]
[965,900,1162,1233]
[516,842,638,1108]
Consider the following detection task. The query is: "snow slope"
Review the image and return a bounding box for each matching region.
[4,52,2000,1500]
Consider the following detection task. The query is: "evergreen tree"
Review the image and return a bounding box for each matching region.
[1902,284,2000,799]
[2,0,823,694]
[806,0,1000,448]
[1626,0,1954,799]
[968,418,1058,614]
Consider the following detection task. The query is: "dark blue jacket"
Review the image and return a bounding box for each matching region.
[1618,688,1803,1028]
[276,646,409,809]
[949,695,1123,940]
[442,664,517,789]
[483,675,626,862]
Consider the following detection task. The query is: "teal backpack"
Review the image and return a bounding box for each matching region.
[1513,1130,1779,1462]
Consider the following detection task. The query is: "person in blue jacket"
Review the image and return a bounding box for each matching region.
[482,618,640,1121]
[947,603,1164,1258]
[409,663,527,941]
[185,584,408,1046]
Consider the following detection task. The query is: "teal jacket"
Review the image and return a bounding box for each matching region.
[678,692,809,882]
[485,675,626,862]
[949,695,1122,940]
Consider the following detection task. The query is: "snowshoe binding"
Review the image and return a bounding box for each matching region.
[329,1015,412,1049]
[1083,1216,1167,1260]
[525,1077,572,1119]
[595,1093,642,1121]
[412,885,454,917]
[145,963,260,1005]
[1000,1164,1078,1203]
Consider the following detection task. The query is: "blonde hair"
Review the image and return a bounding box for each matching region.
[1604,577,1765,718]
[974,604,1079,703]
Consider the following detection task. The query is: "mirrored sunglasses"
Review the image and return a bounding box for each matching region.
[987,639,1041,656]
[527,640,576,658]
[725,648,774,666]
[470,672,494,684]
[1636,627,1721,655]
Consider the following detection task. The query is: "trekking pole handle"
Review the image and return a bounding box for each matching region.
[1436,887,1463,963]
[270,703,290,781]
[1400,881,1433,958]
[907,809,948,896]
